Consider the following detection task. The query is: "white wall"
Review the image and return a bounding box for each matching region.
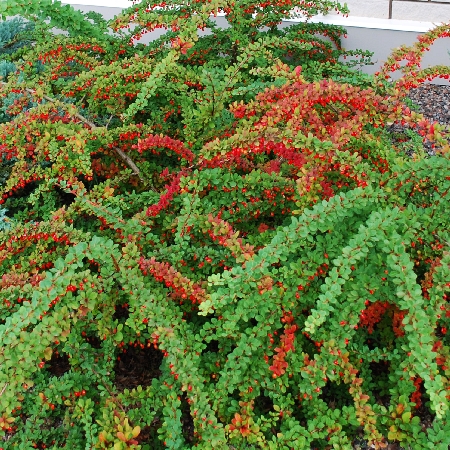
[327,0,450,22]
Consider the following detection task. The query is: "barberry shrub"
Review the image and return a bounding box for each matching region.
[0,0,450,448]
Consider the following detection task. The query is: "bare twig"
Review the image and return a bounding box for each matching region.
[105,114,114,129]
[0,383,8,397]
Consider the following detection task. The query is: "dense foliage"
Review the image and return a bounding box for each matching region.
[0,0,450,448]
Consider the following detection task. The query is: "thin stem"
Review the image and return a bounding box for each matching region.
[0,383,8,397]
[106,114,114,129]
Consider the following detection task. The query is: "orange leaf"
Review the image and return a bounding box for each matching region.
[117,431,127,442]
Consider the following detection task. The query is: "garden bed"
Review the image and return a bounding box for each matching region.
[1,2,450,449]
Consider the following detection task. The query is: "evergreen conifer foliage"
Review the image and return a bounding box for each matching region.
[0,16,35,56]
[0,1,449,449]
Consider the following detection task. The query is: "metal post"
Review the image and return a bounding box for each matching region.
[389,0,393,19]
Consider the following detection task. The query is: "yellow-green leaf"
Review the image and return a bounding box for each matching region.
[43,347,53,361]
[402,411,411,423]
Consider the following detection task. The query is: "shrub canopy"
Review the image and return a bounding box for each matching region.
[0,1,450,449]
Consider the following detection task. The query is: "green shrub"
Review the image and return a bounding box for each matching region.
[0,1,449,449]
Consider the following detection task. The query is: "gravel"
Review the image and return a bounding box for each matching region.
[385,83,450,157]
[407,84,450,126]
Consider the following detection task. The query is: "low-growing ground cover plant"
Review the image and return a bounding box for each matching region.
[0,0,450,448]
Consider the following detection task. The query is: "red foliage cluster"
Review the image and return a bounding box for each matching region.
[146,171,184,217]
[411,376,423,409]
[269,311,298,378]
[359,301,406,337]
[139,256,208,304]
[134,133,194,162]
[205,214,255,262]
[377,24,450,90]
[38,43,106,64]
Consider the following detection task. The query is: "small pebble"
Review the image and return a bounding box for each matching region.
[408,84,450,125]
